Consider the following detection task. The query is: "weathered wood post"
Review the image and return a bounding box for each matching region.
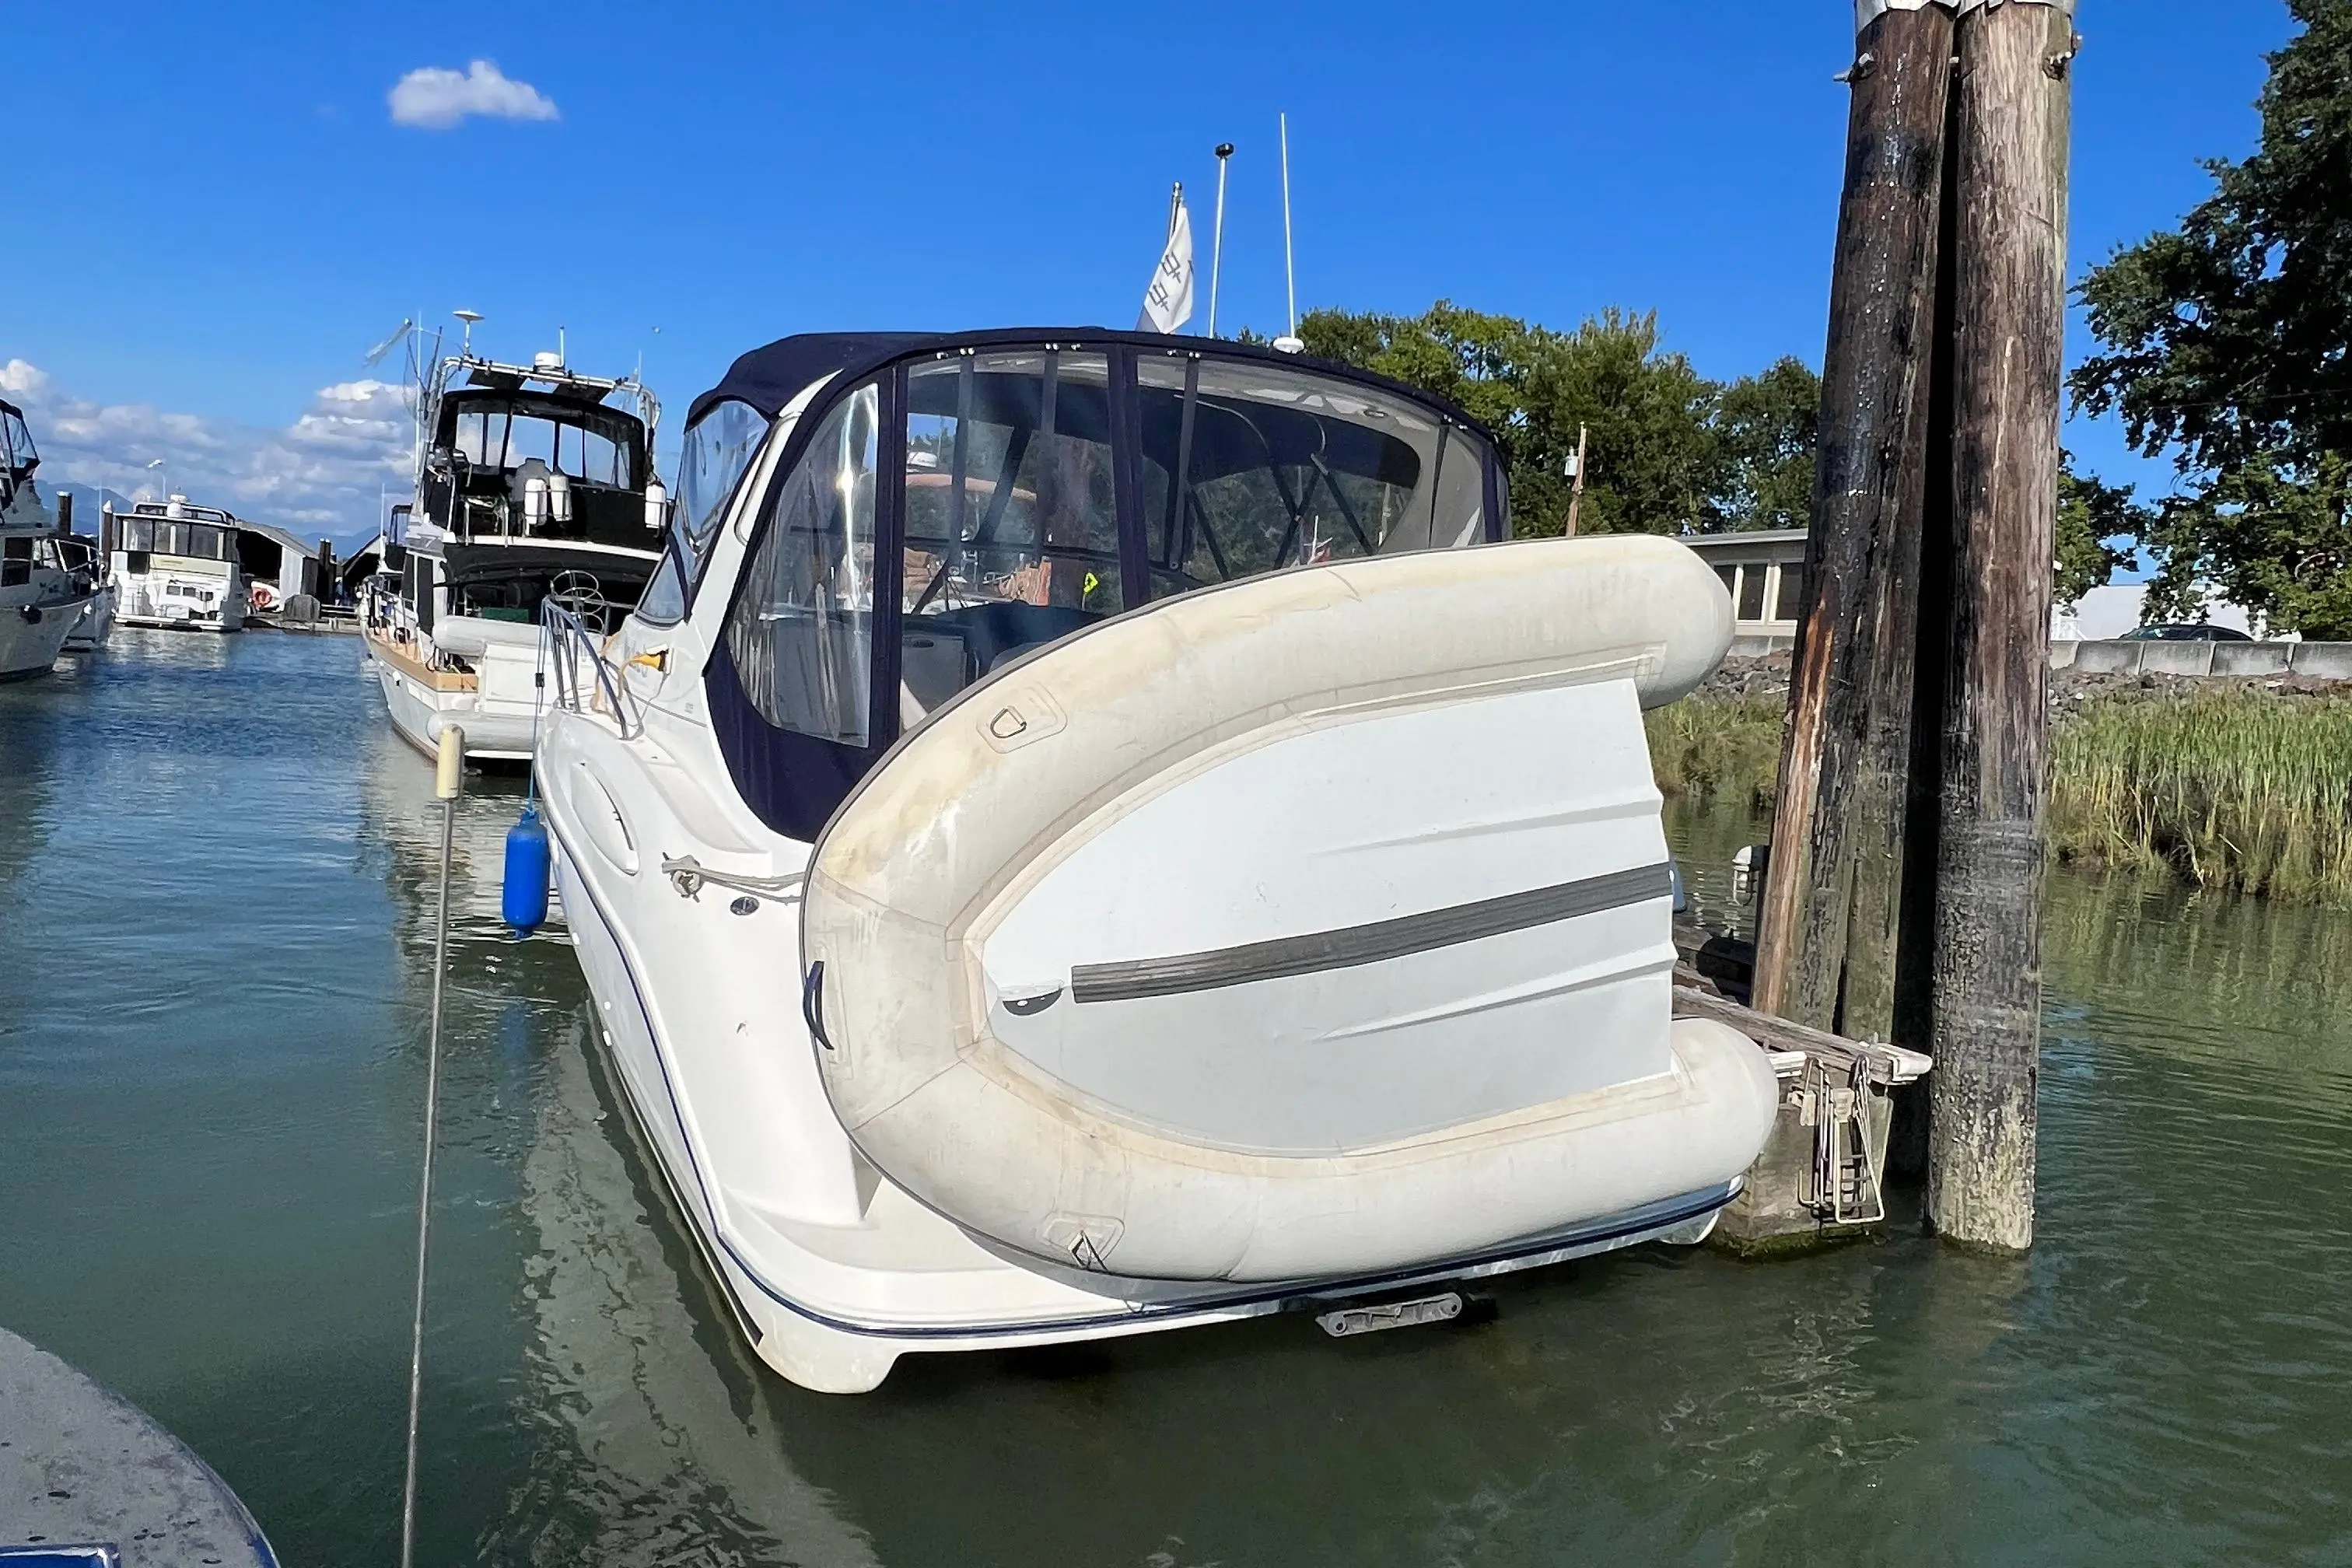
[1926,0,2072,1251]
[1751,1,1955,1038]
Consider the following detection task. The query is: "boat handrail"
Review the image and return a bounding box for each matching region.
[540,599,642,739]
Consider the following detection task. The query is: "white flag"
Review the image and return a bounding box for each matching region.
[1137,196,1195,334]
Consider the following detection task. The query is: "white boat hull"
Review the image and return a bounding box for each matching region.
[0,591,89,679]
[63,583,116,650]
[539,534,1773,1393]
[555,821,1734,1392]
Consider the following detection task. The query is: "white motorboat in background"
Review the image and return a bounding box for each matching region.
[362,335,666,761]
[0,397,95,680]
[534,329,1780,1394]
[107,497,250,632]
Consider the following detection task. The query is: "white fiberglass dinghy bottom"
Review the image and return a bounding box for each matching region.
[542,532,1779,1392]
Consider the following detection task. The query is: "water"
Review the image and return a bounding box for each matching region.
[4,632,2350,1566]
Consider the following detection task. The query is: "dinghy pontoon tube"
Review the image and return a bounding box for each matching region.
[805,532,1780,1283]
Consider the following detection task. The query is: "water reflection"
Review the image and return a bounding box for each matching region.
[492,1011,878,1566]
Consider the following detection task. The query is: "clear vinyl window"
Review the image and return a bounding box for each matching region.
[1133,355,1487,598]
[724,383,881,745]
[897,352,1124,716]
[674,397,771,590]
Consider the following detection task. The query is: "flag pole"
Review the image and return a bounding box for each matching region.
[1277,113,1301,351]
[1209,143,1234,338]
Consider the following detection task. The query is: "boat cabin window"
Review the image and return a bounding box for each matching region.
[117,516,232,561]
[898,352,1125,713]
[450,404,637,489]
[726,382,881,745]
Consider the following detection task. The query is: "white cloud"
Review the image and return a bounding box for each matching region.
[2,359,413,542]
[0,359,51,398]
[388,60,558,131]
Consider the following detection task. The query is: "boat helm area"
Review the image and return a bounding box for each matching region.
[385,536,655,638]
[660,335,1507,840]
[421,386,655,555]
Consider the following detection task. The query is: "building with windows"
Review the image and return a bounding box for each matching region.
[1679,528,1806,653]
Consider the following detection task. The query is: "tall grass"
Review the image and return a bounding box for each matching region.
[1644,696,1785,813]
[2048,691,2352,905]
[1646,688,2352,905]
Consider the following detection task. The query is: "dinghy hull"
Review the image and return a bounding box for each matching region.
[804,534,1777,1283]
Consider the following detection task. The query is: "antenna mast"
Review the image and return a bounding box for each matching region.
[1276,115,1302,353]
[1209,142,1234,338]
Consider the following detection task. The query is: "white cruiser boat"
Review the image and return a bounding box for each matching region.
[108,497,249,632]
[363,343,665,761]
[0,398,95,680]
[536,331,1780,1394]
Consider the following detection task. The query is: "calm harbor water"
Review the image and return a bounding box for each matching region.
[4,630,2350,1566]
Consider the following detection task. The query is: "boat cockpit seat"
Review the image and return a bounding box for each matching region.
[901,600,1104,723]
[936,600,1098,672]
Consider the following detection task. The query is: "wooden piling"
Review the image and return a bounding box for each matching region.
[1924,0,2071,1252]
[1751,4,1955,1037]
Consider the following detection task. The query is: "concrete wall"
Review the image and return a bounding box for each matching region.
[2049,639,2352,679]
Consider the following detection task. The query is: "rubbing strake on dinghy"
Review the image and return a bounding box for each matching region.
[534,328,1781,1392]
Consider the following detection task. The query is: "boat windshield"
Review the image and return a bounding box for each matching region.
[710,338,1500,840]
[891,350,1491,713]
[443,394,641,489]
[0,404,36,479]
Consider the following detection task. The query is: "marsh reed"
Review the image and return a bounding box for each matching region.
[1647,687,2352,905]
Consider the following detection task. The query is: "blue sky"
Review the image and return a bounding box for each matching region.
[0,1,2297,543]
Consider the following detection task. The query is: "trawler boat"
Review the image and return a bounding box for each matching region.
[0,398,94,679]
[535,330,1780,1393]
[108,497,250,631]
[363,345,665,761]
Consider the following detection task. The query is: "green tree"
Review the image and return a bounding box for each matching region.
[2071,0,2352,634]
[2055,457,2142,607]
[1299,301,1719,537]
[1705,357,1820,533]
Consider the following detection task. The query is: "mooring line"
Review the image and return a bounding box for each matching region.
[399,724,463,1568]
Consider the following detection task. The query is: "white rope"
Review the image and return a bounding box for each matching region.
[398,733,461,1568]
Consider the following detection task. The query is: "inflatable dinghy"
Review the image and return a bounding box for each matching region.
[801,533,1780,1283]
